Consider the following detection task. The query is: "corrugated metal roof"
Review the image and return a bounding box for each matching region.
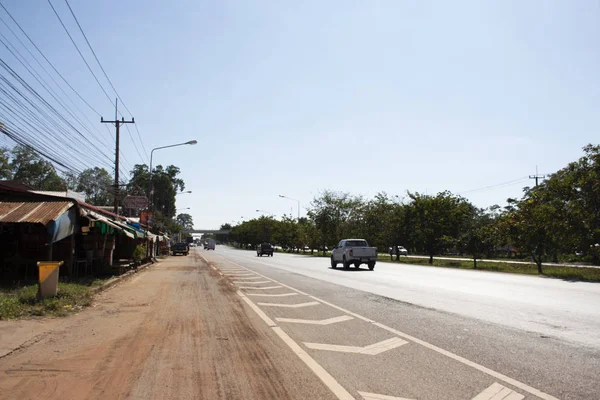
[30,190,86,202]
[0,201,74,225]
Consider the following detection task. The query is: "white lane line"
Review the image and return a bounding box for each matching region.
[472,382,524,400]
[232,280,272,284]
[237,290,276,327]
[238,285,282,290]
[257,301,320,308]
[276,315,354,325]
[359,392,415,400]
[224,273,256,277]
[247,293,299,298]
[304,337,408,355]
[217,255,560,400]
[272,327,355,400]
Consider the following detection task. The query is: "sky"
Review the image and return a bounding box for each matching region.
[1,0,599,228]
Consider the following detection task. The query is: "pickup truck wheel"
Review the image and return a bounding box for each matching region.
[330,257,337,269]
[342,257,350,269]
[353,262,360,268]
[368,262,376,270]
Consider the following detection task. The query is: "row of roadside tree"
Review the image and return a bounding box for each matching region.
[229,144,600,272]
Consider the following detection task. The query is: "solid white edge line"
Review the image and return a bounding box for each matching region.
[272,326,355,400]
[237,290,276,327]
[217,253,560,400]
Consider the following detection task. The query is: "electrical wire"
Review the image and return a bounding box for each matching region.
[0,2,134,178]
[63,0,149,163]
[46,0,113,106]
[458,177,529,195]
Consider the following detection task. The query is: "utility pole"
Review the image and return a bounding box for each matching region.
[101,99,134,215]
[529,165,545,187]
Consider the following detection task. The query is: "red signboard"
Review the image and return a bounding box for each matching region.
[140,211,153,224]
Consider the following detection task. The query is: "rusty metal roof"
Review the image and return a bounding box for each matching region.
[0,201,74,225]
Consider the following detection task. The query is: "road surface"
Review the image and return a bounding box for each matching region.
[0,247,598,399]
[201,246,600,400]
[224,247,600,348]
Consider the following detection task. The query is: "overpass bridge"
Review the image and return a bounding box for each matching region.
[186,229,232,235]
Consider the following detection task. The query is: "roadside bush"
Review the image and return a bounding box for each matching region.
[132,245,146,262]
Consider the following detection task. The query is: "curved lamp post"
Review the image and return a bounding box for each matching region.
[148,140,197,218]
[278,194,300,220]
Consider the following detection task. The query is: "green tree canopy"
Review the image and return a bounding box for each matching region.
[75,167,113,206]
[9,145,66,190]
[176,213,194,230]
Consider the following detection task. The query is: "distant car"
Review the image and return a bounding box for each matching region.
[257,243,274,257]
[204,239,216,250]
[389,246,408,257]
[189,243,196,247]
[172,242,189,256]
[331,239,377,270]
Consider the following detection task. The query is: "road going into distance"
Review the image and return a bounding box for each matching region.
[202,246,600,400]
[1,246,598,399]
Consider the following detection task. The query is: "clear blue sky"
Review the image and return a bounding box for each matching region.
[2,1,599,228]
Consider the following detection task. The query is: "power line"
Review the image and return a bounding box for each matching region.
[0,3,105,119]
[63,0,149,163]
[0,32,115,158]
[458,177,529,195]
[46,0,114,106]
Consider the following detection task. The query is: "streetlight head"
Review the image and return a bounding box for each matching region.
[279,195,284,198]
[186,140,198,145]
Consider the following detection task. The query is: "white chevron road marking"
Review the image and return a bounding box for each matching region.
[304,337,408,355]
[247,293,299,297]
[238,285,282,290]
[359,391,416,400]
[257,301,320,308]
[276,315,354,325]
[472,382,524,400]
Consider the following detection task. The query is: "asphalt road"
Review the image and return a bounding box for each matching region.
[201,246,600,400]
[220,247,600,348]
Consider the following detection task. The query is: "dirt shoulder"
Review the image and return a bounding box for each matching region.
[0,251,334,400]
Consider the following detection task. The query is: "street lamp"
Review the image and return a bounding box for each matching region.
[176,207,191,212]
[278,194,300,220]
[256,209,275,217]
[176,191,192,195]
[148,140,197,218]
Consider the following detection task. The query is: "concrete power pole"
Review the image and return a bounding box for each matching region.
[101,99,134,215]
[529,165,545,187]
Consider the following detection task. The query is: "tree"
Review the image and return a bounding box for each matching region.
[127,163,186,219]
[10,145,66,190]
[0,147,12,179]
[176,213,194,230]
[75,167,113,205]
[460,207,498,268]
[406,191,475,264]
[505,192,561,273]
[307,190,363,255]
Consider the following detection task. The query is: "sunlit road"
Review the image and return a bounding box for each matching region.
[219,246,600,349]
[199,246,600,400]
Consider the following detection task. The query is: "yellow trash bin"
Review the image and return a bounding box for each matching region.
[37,261,63,299]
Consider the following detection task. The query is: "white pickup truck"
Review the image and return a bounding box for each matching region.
[330,239,377,270]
